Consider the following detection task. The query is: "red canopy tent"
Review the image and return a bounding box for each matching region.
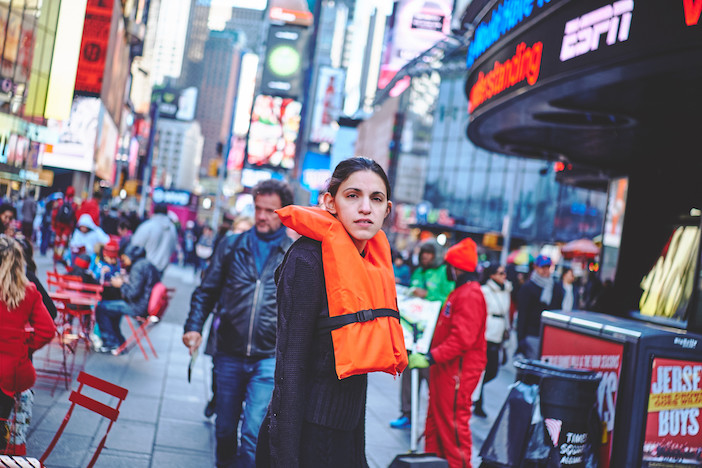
[561,239,600,259]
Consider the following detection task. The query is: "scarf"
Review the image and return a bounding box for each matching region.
[276,205,408,379]
[530,270,554,305]
[251,226,288,274]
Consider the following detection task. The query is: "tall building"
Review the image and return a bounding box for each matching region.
[342,0,393,116]
[178,0,211,89]
[131,0,162,114]
[195,30,242,177]
[151,0,191,84]
[154,119,204,192]
[224,7,266,52]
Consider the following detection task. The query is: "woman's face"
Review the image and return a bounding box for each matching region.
[491,267,507,285]
[563,270,575,284]
[323,170,391,253]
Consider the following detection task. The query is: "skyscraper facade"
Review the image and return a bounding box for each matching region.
[178,0,211,89]
[151,0,191,84]
[195,30,242,177]
[155,119,204,192]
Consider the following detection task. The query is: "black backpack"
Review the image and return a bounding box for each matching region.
[56,201,75,224]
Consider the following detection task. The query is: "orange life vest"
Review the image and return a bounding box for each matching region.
[277,205,408,379]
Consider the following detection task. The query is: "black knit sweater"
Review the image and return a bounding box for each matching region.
[265,237,368,467]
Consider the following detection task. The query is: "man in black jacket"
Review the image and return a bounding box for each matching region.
[516,254,554,359]
[182,180,293,468]
[95,244,159,353]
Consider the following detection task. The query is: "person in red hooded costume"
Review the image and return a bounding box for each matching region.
[409,237,487,468]
[0,235,56,452]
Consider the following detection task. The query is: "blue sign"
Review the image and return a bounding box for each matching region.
[466,0,557,68]
[152,188,191,206]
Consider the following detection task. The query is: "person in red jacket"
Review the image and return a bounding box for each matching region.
[409,237,487,468]
[76,190,102,226]
[0,235,56,451]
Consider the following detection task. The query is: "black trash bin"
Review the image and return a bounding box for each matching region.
[516,360,601,467]
[480,359,602,468]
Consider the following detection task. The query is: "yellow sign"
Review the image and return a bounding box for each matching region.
[648,390,702,412]
[124,180,139,196]
[39,169,54,186]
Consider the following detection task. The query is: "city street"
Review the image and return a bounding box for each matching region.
[26,254,515,467]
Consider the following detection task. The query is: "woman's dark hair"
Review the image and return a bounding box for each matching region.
[481,262,501,284]
[327,157,391,200]
[0,203,16,218]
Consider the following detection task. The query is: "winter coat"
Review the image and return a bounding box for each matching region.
[430,279,487,371]
[130,213,177,272]
[69,214,110,254]
[0,283,56,396]
[410,264,455,304]
[185,227,292,358]
[552,281,580,313]
[20,198,36,223]
[259,238,368,467]
[120,245,160,317]
[481,279,513,343]
[517,280,549,342]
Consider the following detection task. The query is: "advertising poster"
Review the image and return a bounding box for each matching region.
[42,97,100,173]
[75,0,114,96]
[95,111,117,182]
[377,0,452,91]
[309,67,345,144]
[541,326,625,468]
[260,24,310,98]
[246,95,301,169]
[643,357,702,467]
[396,285,442,354]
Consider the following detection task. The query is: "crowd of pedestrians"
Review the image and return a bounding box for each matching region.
[0,165,606,468]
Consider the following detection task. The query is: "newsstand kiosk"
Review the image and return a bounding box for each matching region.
[540,310,702,468]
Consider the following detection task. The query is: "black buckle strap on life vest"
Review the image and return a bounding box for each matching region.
[317,308,400,335]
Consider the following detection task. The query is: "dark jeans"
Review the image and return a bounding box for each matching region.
[95,300,141,348]
[40,224,52,255]
[214,354,274,468]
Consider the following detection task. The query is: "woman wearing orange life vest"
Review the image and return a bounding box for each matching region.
[256,157,407,468]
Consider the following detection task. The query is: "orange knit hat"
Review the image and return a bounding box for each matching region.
[445,238,478,273]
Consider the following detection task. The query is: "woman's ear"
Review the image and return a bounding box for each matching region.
[322,192,336,214]
[385,200,392,218]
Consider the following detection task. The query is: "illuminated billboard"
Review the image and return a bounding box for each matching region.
[100,0,129,127]
[42,96,100,172]
[260,24,310,98]
[45,0,89,120]
[152,86,199,121]
[309,67,345,145]
[378,0,452,91]
[246,95,301,169]
[74,0,114,96]
[95,111,117,182]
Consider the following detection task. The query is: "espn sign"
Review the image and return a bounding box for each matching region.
[560,0,633,62]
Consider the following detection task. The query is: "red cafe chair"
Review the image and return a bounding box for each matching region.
[40,372,128,468]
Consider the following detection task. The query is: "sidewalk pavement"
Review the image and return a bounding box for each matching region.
[27,257,516,467]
